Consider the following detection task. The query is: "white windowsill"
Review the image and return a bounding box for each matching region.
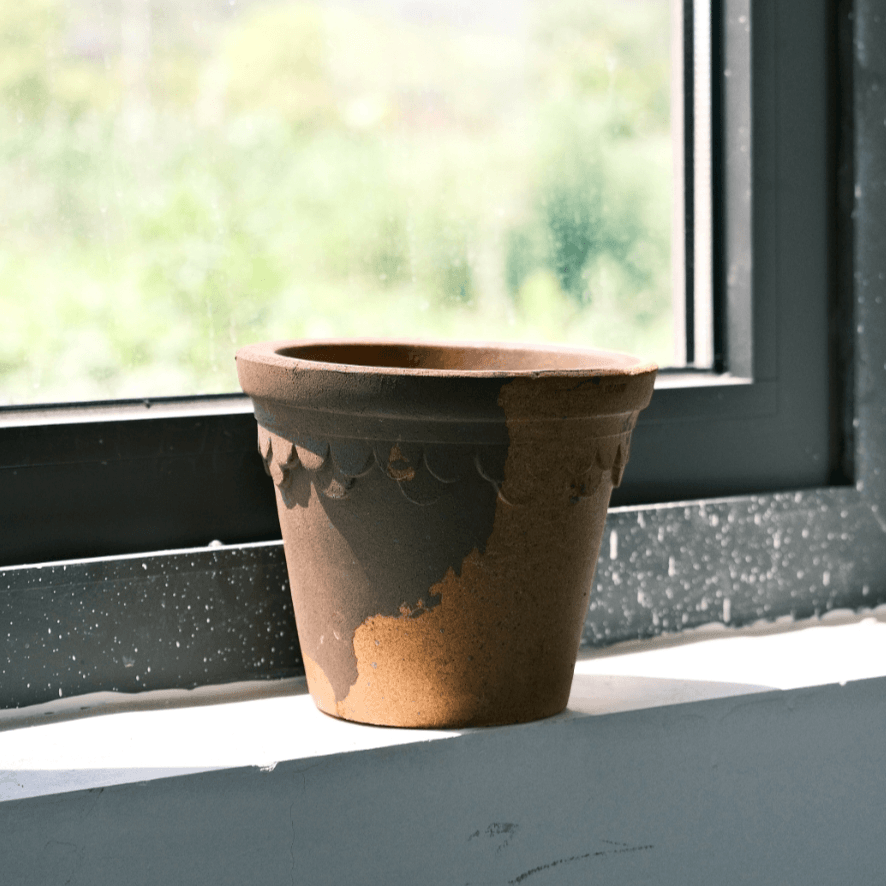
[3,605,885,804]
[4,608,886,886]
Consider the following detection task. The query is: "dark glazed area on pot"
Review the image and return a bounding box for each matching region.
[236,340,657,728]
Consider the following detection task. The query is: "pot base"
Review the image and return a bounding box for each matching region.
[303,654,572,729]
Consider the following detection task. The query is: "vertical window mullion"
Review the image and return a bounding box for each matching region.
[672,0,695,367]
[692,0,714,368]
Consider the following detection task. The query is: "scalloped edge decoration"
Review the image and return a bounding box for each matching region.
[422,444,470,484]
[474,449,508,503]
[329,438,374,478]
[395,455,448,506]
[257,427,633,507]
[258,429,458,505]
[381,443,420,482]
[258,426,299,489]
[595,435,630,488]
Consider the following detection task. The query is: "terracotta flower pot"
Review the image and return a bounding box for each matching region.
[236,340,656,728]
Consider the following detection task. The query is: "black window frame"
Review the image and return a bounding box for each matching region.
[4,0,886,707]
[0,0,838,563]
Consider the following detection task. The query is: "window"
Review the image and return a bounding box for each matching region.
[4,0,884,707]
[1,0,677,405]
[1,0,836,558]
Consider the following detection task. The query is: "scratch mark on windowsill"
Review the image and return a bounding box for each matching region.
[508,843,654,884]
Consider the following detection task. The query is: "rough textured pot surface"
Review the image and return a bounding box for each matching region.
[236,340,657,728]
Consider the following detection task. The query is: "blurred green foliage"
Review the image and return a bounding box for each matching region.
[0,0,673,404]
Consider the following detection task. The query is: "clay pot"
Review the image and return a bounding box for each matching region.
[236,340,656,728]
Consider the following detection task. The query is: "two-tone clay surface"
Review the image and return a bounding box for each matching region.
[237,340,656,727]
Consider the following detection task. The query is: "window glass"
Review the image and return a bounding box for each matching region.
[0,0,674,405]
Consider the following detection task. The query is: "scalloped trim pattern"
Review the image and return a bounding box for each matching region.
[257,426,632,508]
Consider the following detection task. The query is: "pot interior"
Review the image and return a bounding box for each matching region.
[276,341,646,374]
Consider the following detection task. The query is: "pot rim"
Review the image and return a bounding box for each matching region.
[236,338,658,379]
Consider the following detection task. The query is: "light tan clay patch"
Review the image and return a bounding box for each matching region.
[386,444,416,481]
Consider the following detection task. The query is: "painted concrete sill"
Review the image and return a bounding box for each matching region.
[3,609,886,885]
[2,606,885,803]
